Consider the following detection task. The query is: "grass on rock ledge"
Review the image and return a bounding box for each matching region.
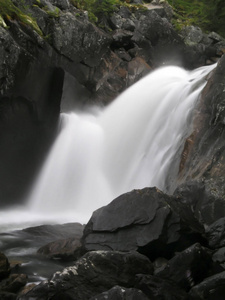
[0,0,42,35]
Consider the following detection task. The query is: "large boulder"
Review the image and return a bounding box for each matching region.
[82,187,203,260]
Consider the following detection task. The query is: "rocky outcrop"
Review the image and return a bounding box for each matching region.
[178,55,225,188]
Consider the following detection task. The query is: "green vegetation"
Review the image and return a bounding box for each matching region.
[70,0,120,23]
[167,0,225,36]
[0,0,43,35]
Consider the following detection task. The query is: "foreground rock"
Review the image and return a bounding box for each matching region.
[14,184,225,299]
[19,251,153,300]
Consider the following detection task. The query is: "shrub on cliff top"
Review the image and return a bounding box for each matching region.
[167,0,225,37]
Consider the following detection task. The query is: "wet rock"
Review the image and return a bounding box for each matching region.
[37,237,82,261]
[127,57,151,85]
[89,285,149,300]
[156,243,212,291]
[19,251,153,300]
[135,274,189,300]
[0,253,10,281]
[22,222,84,241]
[189,271,225,300]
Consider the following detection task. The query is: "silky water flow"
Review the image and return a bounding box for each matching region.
[0,64,216,232]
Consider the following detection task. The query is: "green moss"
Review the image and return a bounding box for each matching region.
[44,6,60,18]
[0,0,43,35]
[70,0,146,25]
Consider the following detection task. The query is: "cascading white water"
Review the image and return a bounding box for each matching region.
[0,64,216,231]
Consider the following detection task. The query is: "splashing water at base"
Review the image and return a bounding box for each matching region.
[0,64,216,231]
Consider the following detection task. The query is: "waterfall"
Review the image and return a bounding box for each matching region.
[0,64,216,231]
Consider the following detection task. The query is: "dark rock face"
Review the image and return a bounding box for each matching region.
[19,250,153,300]
[0,64,64,204]
[178,55,225,188]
